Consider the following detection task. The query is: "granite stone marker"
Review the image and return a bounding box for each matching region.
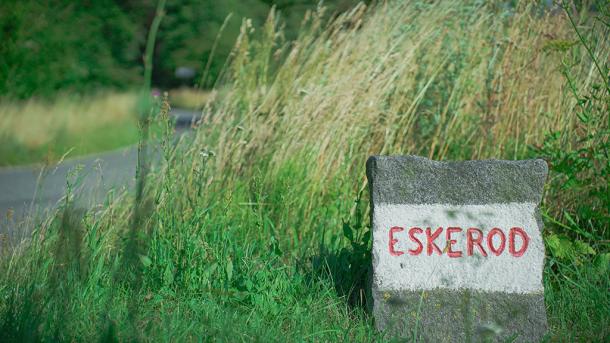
[366,155,548,342]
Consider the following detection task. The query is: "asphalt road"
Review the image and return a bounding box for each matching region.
[0,108,199,242]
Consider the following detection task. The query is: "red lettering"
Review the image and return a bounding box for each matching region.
[408,227,424,255]
[389,226,404,256]
[426,227,443,255]
[446,227,463,258]
[509,227,529,257]
[487,228,506,256]
[466,228,487,257]
[389,226,522,258]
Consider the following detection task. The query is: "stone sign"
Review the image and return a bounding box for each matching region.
[366,155,548,342]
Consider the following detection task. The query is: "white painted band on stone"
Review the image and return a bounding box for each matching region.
[372,202,544,294]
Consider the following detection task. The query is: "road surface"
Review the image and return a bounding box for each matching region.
[0,108,200,243]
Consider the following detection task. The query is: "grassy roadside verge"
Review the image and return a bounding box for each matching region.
[0,92,140,166]
[0,1,608,342]
[0,89,209,166]
[167,87,217,110]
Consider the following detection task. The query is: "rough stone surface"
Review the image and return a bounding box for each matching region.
[366,155,548,342]
[376,290,547,342]
[366,155,547,205]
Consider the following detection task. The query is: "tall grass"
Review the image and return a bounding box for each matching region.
[0,1,608,341]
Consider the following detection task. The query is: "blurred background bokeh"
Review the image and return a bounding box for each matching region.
[0,0,365,165]
[1,0,362,99]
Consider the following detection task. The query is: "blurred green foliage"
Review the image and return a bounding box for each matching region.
[0,1,140,99]
[0,0,360,99]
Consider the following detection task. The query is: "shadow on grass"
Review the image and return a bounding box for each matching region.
[310,237,372,310]
[0,204,87,342]
[307,189,372,311]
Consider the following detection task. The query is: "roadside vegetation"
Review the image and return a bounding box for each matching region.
[0,1,608,342]
[0,88,218,166]
[167,88,218,110]
[0,92,140,166]
[1,0,355,165]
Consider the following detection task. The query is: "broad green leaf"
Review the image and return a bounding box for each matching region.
[139,255,152,268]
[574,240,596,255]
[163,264,174,286]
[594,253,610,275]
[343,222,354,242]
[546,234,574,260]
[226,258,233,281]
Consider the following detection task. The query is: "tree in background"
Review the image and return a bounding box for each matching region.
[154,0,270,89]
[0,0,141,99]
[0,0,361,99]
